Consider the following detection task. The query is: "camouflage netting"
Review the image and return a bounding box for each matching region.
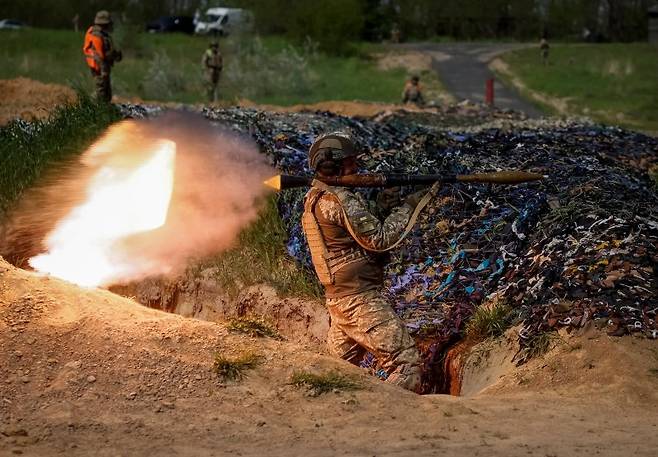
[120,104,658,389]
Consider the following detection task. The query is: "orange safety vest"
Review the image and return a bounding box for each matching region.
[83,26,104,72]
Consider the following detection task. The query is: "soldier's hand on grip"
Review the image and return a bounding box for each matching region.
[404,189,429,209]
[376,186,401,212]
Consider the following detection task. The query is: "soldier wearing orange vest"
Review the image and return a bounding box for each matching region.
[83,11,122,103]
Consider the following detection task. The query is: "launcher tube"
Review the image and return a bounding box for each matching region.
[264,171,544,191]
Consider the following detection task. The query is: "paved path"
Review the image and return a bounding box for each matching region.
[400,42,544,118]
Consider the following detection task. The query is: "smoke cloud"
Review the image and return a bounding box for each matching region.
[1,112,275,286]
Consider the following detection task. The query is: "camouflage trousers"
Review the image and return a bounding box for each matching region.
[92,70,112,103]
[326,289,421,392]
[205,70,221,102]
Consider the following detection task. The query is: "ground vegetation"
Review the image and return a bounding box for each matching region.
[495,43,658,133]
[0,29,414,105]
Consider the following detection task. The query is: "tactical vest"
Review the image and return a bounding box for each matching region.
[204,50,223,70]
[83,26,104,72]
[302,188,369,286]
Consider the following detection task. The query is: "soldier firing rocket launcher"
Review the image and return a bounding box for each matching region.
[264,170,545,192]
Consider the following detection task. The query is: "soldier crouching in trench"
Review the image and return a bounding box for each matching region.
[301,132,433,392]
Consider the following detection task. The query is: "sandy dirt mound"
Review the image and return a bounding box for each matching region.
[1,258,657,456]
[374,51,434,73]
[0,78,77,126]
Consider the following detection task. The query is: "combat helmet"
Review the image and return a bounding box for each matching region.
[94,10,113,25]
[308,132,357,170]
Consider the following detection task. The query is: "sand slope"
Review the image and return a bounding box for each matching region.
[1,258,657,456]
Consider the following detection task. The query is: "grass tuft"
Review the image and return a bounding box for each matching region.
[290,371,360,396]
[227,316,281,339]
[465,302,514,341]
[213,351,263,381]
[518,331,560,362]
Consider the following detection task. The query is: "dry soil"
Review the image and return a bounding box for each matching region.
[1,258,657,457]
[0,78,77,126]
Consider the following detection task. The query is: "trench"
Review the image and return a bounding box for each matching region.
[109,273,497,396]
[1,225,502,397]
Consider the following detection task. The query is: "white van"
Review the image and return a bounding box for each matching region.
[194,7,252,36]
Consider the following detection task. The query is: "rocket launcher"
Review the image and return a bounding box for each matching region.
[264,171,545,191]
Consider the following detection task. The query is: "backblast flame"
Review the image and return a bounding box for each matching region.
[29,139,176,288]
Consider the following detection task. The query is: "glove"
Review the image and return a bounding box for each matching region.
[404,189,429,209]
[114,50,123,62]
[376,186,401,212]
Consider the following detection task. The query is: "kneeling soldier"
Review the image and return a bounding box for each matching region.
[302,132,430,392]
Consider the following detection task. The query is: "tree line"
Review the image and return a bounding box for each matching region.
[0,0,652,50]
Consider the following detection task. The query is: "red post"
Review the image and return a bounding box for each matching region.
[485,78,494,105]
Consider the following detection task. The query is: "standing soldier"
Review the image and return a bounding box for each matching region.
[402,75,425,107]
[301,132,436,392]
[540,38,550,66]
[202,42,223,103]
[390,23,401,43]
[83,10,122,103]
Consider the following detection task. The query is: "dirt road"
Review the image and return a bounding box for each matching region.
[397,43,543,118]
[1,258,657,456]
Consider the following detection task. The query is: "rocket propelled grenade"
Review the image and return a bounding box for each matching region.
[264,171,545,192]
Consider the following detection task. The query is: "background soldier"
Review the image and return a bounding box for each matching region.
[83,10,122,103]
[540,38,550,66]
[202,41,223,103]
[402,75,424,107]
[302,132,433,392]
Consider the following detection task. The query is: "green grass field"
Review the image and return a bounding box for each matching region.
[498,44,658,133]
[0,28,419,105]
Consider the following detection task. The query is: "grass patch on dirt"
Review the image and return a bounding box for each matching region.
[0,94,120,218]
[465,303,514,340]
[291,371,361,395]
[214,351,263,381]
[496,44,658,133]
[0,28,413,105]
[206,196,322,300]
[227,316,282,339]
[517,331,560,361]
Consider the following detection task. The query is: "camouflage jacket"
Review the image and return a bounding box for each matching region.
[402,82,424,104]
[303,185,413,298]
[202,49,223,71]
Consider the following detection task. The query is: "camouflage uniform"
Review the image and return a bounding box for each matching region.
[540,39,550,66]
[402,80,424,107]
[202,46,223,102]
[303,184,422,391]
[87,25,120,103]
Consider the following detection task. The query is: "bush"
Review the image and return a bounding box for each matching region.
[223,36,315,101]
[285,0,365,55]
[141,50,191,100]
